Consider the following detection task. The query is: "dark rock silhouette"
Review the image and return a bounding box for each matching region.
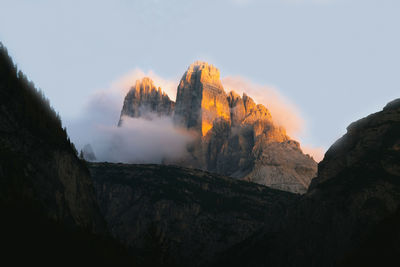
[216,98,400,267]
[89,162,297,267]
[0,43,134,265]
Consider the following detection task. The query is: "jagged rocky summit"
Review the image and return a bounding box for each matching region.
[118,61,317,193]
[118,77,174,126]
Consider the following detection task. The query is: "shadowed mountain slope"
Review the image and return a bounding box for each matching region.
[89,163,298,267]
[216,98,400,267]
[0,43,134,265]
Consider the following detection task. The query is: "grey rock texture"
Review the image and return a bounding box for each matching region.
[244,140,317,193]
[89,162,298,267]
[174,61,230,135]
[311,97,400,189]
[119,61,317,193]
[172,61,317,193]
[118,77,174,126]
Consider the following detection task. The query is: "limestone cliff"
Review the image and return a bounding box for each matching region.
[174,61,230,136]
[173,62,316,193]
[118,77,174,126]
[119,61,317,193]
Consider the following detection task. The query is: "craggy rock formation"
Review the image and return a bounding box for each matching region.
[215,89,316,193]
[0,44,133,265]
[118,77,174,126]
[89,162,298,267]
[174,61,230,136]
[173,62,317,193]
[244,140,317,193]
[217,99,400,267]
[311,98,400,189]
[119,61,317,193]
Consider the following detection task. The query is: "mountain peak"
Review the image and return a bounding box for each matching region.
[175,61,228,136]
[183,61,222,88]
[118,77,174,125]
[187,60,220,74]
[119,62,317,193]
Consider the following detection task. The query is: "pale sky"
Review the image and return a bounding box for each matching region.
[0,0,399,152]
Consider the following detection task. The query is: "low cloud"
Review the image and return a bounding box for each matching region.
[65,70,191,164]
[66,68,325,163]
[88,115,193,163]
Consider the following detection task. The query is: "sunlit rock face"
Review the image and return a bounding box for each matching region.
[119,62,317,193]
[174,61,230,136]
[209,89,316,193]
[173,62,316,193]
[118,77,174,126]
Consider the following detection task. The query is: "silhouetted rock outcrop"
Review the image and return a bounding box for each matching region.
[174,61,230,136]
[217,98,400,267]
[0,43,134,265]
[0,44,105,233]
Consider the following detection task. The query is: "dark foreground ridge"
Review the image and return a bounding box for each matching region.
[89,163,297,266]
[216,98,400,267]
[0,43,135,265]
